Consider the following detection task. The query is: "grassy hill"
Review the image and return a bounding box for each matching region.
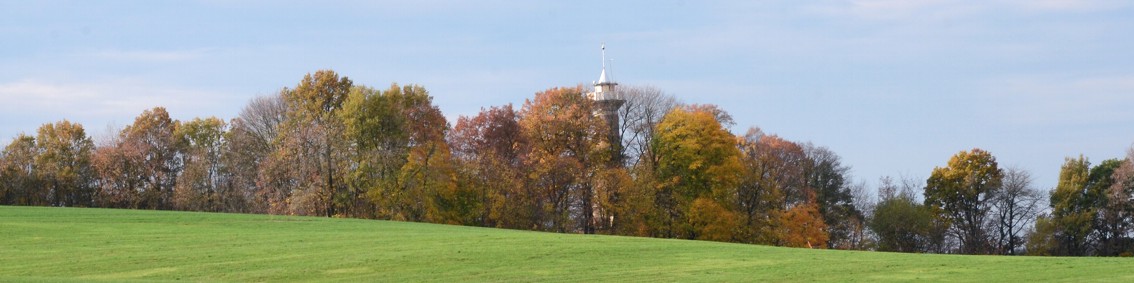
[1,206,1130,282]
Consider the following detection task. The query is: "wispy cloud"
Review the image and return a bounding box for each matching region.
[1002,0,1132,12]
[806,0,1131,22]
[85,48,214,62]
[0,78,242,139]
[806,0,981,21]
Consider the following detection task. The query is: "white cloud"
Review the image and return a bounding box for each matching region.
[0,78,243,140]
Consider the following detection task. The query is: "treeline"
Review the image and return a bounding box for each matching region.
[1,70,1132,256]
[868,148,1134,256]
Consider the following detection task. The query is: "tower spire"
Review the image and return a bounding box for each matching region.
[587,42,625,165]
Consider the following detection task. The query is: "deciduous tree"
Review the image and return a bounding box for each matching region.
[615,85,680,168]
[1048,156,1100,256]
[779,199,828,248]
[871,177,942,253]
[924,148,1002,254]
[112,107,182,209]
[1100,148,1134,255]
[33,120,95,207]
[173,117,227,211]
[276,70,352,216]
[224,92,288,213]
[688,197,738,242]
[450,104,531,228]
[990,167,1042,255]
[519,86,609,233]
[803,143,863,249]
[735,128,813,245]
[1087,158,1123,255]
[393,85,456,223]
[0,135,42,205]
[652,106,741,239]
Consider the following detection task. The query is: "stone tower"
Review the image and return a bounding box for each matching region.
[587,43,625,165]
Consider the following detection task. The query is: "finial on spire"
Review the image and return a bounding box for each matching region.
[601,42,607,70]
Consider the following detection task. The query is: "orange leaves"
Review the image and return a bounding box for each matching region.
[517,86,610,232]
[779,201,829,249]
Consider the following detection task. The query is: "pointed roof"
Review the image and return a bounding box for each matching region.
[595,43,615,86]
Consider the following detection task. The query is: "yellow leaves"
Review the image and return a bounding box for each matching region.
[689,197,737,242]
[654,106,742,199]
[652,106,744,239]
[285,69,353,121]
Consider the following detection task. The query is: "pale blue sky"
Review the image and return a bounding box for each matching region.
[2,1,1133,191]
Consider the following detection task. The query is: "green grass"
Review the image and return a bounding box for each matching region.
[0,206,1130,282]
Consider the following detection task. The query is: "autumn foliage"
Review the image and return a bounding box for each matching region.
[6,69,1131,256]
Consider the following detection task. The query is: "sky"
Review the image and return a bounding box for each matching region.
[2,0,1132,193]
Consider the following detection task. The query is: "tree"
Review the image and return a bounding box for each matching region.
[519,86,609,233]
[735,128,812,245]
[236,93,288,152]
[1043,156,1115,255]
[33,121,95,207]
[1046,156,1103,256]
[870,177,942,253]
[91,132,136,208]
[591,166,636,234]
[390,84,456,223]
[90,108,182,209]
[450,104,531,229]
[924,148,1003,254]
[341,85,410,220]
[779,199,829,248]
[688,197,738,242]
[735,128,784,244]
[224,92,288,213]
[652,106,742,239]
[803,143,863,249]
[615,85,680,168]
[275,70,352,217]
[845,180,875,250]
[108,107,182,210]
[173,117,227,211]
[0,135,43,205]
[1100,148,1134,256]
[989,167,1043,255]
[1088,158,1123,256]
[340,84,455,222]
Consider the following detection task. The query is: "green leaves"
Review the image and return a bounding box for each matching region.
[924,148,1002,254]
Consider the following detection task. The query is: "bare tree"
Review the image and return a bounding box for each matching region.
[236,91,288,151]
[846,180,874,250]
[615,85,680,168]
[990,167,1043,255]
[222,92,289,214]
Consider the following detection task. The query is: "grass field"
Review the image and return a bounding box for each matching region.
[1,206,1130,282]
